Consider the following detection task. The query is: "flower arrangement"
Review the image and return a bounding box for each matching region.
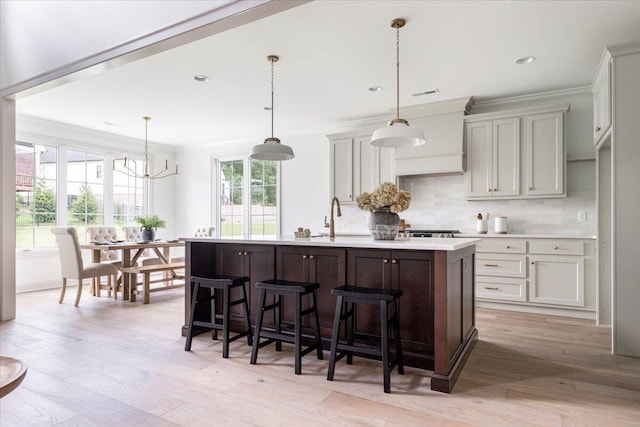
[356,182,411,213]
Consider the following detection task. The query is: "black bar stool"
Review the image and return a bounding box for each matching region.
[326,285,404,393]
[185,275,253,358]
[250,279,323,375]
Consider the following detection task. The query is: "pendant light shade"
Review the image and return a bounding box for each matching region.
[250,55,295,161]
[371,18,426,148]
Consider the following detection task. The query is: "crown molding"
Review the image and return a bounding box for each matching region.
[470,87,589,115]
[607,41,640,57]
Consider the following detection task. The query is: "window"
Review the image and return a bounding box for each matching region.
[15,142,57,247]
[218,158,278,239]
[15,142,148,248]
[67,150,105,238]
[112,156,144,226]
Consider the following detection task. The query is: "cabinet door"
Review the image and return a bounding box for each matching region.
[593,64,611,144]
[276,246,309,325]
[492,118,520,196]
[391,251,434,357]
[465,121,492,198]
[309,247,346,335]
[330,137,354,202]
[215,244,251,320]
[529,255,584,306]
[246,245,275,322]
[347,249,391,336]
[525,112,564,196]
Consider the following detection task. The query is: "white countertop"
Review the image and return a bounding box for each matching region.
[183,235,480,251]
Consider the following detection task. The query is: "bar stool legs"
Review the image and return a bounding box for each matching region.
[250,279,323,375]
[185,276,253,358]
[327,286,404,393]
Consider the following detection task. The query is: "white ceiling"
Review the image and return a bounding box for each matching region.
[15,1,640,147]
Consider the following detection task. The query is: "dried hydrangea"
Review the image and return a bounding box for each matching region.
[356,182,411,213]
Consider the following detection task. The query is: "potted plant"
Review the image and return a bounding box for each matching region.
[356,182,411,240]
[136,215,166,242]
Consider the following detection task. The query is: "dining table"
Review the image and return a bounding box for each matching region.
[80,240,185,300]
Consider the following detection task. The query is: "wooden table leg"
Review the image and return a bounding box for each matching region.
[144,272,151,304]
[122,249,131,301]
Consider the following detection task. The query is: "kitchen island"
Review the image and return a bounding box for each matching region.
[181,235,479,393]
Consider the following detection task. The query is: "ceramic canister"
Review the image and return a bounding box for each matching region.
[494,216,508,234]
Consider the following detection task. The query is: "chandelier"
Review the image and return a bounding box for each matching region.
[112,116,179,179]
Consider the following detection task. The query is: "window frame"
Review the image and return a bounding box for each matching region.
[213,155,281,239]
[15,137,147,248]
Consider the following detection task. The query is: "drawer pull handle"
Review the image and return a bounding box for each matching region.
[238,252,243,256]
[531,261,535,265]
[309,255,315,260]
[383,259,389,264]
[595,126,601,132]
[484,264,499,267]
[528,187,533,191]
[484,286,499,290]
[302,255,308,259]
[243,252,248,256]
[391,259,397,264]
[553,246,558,250]
[506,245,510,249]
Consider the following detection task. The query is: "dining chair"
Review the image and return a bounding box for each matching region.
[86,226,122,265]
[51,227,118,306]
[172,226,214,263]
[122,226,160,266]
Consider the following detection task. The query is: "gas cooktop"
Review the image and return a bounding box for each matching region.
[404,229,461,238]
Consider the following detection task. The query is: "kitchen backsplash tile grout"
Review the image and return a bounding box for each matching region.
[334,174,596,236]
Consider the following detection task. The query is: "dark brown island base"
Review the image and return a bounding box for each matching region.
[181,235,479,393]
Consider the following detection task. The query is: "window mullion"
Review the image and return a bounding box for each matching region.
[244,157,251,239]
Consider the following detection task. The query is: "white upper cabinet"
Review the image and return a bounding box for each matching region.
[592,50,612,146]
[525,112,564,196]
[465,118,519,198]
[464,103,569,200]
[329,134,395,203]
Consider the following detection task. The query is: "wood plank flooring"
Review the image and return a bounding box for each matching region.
[1,288,639,426]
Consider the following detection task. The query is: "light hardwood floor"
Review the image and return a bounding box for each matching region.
[1,288,639,426]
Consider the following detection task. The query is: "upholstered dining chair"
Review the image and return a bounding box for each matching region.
[51,227,118,306]
[171,226,215,263]
[86,226,122,265]
[122,226,160,266]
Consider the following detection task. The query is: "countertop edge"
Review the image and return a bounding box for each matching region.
[181,236,481,251]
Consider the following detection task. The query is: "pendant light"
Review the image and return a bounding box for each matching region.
[371,18,426,148]
[112,116,179,179]
[250,55,295,161]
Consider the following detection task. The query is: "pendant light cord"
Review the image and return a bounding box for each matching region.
[271,58,275,139]
[396,24,400,121]
[143,116,150,176]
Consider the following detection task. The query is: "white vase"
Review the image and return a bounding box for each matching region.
[476,219,488,234]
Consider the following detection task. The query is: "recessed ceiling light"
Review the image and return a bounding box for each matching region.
[368,86,383,92]
[103,121,125,128]
[515,56,536,65]
[412,89,440,97]
[193,75,209,82]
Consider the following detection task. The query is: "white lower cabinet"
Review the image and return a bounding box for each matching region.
[474,236,595,318]
[529,255,584,306]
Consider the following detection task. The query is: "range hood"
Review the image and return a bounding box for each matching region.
[394,97,471,176]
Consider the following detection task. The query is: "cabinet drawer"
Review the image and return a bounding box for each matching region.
[476,238,526,254]
[476,253,527,278]
[476,277,527,302]
[529,240,584,256]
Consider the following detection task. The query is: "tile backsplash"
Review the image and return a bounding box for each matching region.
[335,173,596,236]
